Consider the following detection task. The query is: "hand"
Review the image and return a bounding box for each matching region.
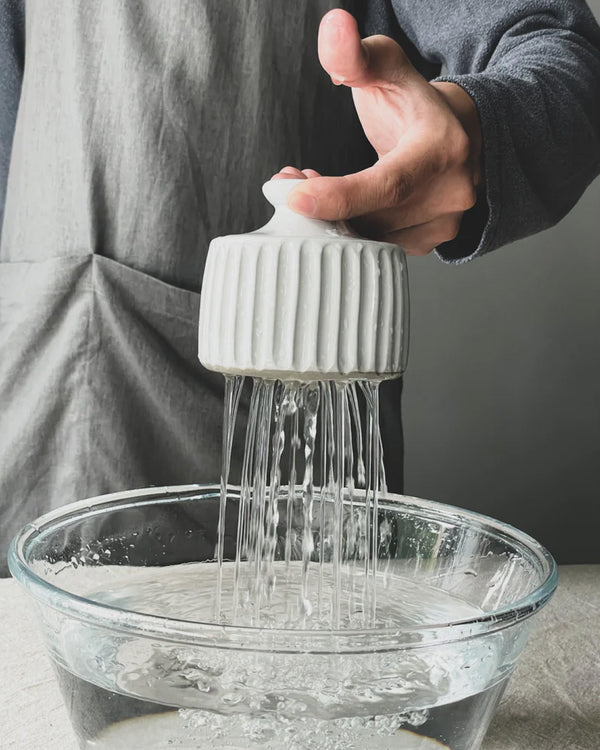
[280,9,482,256]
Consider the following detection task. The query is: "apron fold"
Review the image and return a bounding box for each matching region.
[0,253,229,573]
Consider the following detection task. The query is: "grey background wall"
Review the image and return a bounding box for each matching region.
[402,0,600,564]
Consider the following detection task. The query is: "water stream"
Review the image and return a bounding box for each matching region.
[215,375,387,629]
[54,374,511,749]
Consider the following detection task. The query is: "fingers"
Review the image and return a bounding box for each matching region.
[383,213,463,256]
[318,9,413,88]
[352,172,476,237]
[271,166,306,181]
[318,10,369,86]
[287,125,475,223]
[271,167,322,181]
[271,165,462,255]
[287,142,435,221]
[287,168,392,220]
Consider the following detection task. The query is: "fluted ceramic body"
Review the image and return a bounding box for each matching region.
[198,180,409,381]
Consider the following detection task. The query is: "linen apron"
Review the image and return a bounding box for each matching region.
[0,0,403,573]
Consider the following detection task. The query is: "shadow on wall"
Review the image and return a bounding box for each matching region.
[402,167,600,564]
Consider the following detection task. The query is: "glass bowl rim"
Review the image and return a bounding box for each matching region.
[8,483,558,654]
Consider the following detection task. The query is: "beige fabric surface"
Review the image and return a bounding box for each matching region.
[2,565,598,749]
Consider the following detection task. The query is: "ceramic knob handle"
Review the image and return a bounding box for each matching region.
[198,180,409,381]
[261,178,302,208]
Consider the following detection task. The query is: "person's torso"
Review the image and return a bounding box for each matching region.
[1,0,372,290]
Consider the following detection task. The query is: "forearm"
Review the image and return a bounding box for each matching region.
[366,0,600,261]
[436,32,600,261]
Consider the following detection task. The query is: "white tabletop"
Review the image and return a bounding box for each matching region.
[2,565,599,750]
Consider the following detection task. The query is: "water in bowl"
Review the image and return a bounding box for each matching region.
[51,560,511,749]
[21,376,538,750]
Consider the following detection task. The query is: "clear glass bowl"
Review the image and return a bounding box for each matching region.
[9,485,557,750]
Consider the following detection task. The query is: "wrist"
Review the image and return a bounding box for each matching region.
[431,81,483,189]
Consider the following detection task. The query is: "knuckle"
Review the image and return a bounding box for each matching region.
[388,171,414,206]
[430,126,469,174]
[465,181,478,210]
[335,197,351,218]
[336,182,356,217]
[442,216,461,242]
[367,36,412,85]
[451,128,471,167]
[453,175,477,211]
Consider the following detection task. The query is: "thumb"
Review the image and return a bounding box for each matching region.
[318,9,414,87]
[287,160,410,221]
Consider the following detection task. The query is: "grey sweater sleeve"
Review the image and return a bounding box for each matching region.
[363,1,600,262]
[0,0,25,240]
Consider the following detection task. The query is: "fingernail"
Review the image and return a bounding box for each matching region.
[288,191,317,217]
[324,11,345,31]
